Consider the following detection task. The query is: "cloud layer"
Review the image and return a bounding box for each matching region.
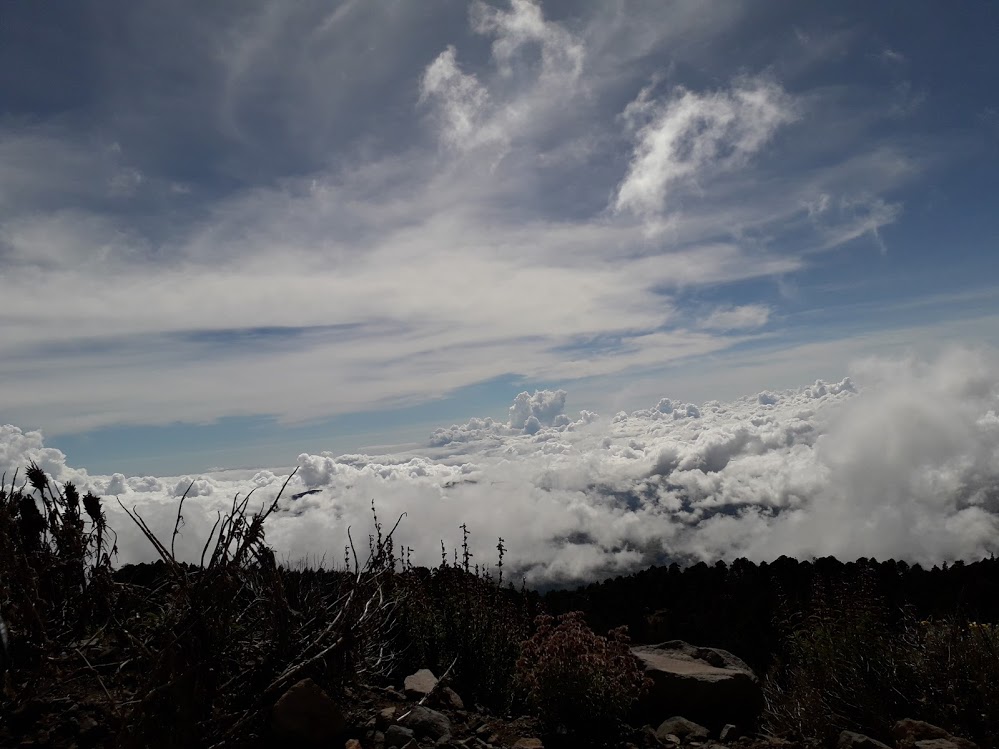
[4,350,997,587]
[1,0,951,438]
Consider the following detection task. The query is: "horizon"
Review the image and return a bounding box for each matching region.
[2,2,999,585]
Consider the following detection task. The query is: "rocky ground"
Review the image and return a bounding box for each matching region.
[0,640,982,749]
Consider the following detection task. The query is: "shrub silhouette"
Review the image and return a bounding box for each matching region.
[0,463,116,659]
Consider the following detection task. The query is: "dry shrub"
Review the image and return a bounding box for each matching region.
[516,611,650,736]
[114,475,405,748]
[764,573,999,748]
[396,532,537,710]
[907,619,999,746]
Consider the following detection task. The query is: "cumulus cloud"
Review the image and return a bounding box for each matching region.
[509,389,568,428]
[614,77,798,218]
[0,425,89,487]
[430,389,593,446]
[3,350,997,588]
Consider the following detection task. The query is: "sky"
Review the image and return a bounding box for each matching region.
[2,2,999,581]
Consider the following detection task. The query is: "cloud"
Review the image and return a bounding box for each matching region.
[430,388,594,446]
[0,0,964,440]
[420,46,493,150]
[509,389,568,429]
[879,48,907,65]
[470,0,584,84]
[3,350,996,587]
[420,0,585,154]
[614,77,799,218]
[698,304,772,331]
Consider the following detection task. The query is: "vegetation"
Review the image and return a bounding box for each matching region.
[515,611,650,735]
[1,461,998,747]
[764,573,999,745]
[394,528,539,710]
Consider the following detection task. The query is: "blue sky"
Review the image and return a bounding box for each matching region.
[2,0,998,476]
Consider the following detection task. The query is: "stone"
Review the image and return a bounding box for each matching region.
[838,731,892,749]
[383,686,406,701]
[271,678,346,745]
[915,742,971,749]
[655,716,710,741]
[400,705,452,741]
[385,724,415,748]
[345,740,363,749]
[893,720,978,749]
[434,686,465,710]
[377,707,397,729]
[404,668,439,700]
[512,740,544,749]
[632,641,763,730]
[719,724,741,742]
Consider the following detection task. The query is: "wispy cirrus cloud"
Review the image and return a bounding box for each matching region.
[614,76,799,219]
[698,304,772,331]
[0,0,990,456]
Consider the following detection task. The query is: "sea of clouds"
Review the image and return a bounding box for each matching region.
[3,349,999,588]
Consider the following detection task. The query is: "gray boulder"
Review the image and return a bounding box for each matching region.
[631,640,763,729]
[385,724,415,748]
[404,668,439,700]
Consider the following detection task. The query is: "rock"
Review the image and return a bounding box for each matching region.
[271,678,346,745]
[659,735,681,746]
[345,740,363,749]
[512,740,544,749]
[383,686,406,701]
[433,686,465,711]
[915,742,974,749]
[632,641,763,730]
[655,716,710,741]
[385,725,416,748]
[893,720,978,749]
[405,668,439,700]
[399,705,452,741]
[377,707,397,729]
[719,724,741,742]
[838,731,892,749]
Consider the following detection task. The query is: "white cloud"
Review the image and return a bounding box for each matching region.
[509,389,568,428]
[0,1,960,441]
[420,46,493,150]
[698,304,772,331]
[3,350,996,587]
[470,0,584,83]
[420,0,585,154]
[614,77,799,218]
